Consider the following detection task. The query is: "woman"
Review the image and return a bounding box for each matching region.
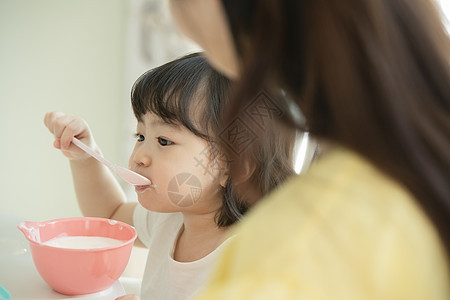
[169,0,450,299]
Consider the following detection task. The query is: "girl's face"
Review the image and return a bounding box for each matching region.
[168,0,239,78]
[129,113,227,214]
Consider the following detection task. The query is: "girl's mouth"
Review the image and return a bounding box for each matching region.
[135,183,156,193]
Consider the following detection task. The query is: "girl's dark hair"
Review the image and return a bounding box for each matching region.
[131,52,295,227]
[221,0,450,252]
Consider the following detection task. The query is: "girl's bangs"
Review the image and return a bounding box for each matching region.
[131,54,208,138]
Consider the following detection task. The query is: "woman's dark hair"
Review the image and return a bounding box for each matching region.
[221,0,450,252]
[131,52,295,227]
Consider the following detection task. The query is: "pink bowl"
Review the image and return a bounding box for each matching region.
[17,217,137,295]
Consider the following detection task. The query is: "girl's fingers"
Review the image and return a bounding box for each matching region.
[53,138,61,150]
[44,112,89,150]
[60,118,88,150]
[52,114,76,142]
[44,111,95,160]
[43,111,65,134]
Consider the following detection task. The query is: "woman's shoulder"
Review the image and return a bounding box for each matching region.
[220,146,449,298]
[246,147,443,245]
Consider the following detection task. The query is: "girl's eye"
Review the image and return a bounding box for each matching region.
[134,133,145,142]
[157,137,173,146]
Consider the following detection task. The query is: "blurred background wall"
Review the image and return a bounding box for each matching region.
[438,0,450,31]
[0,0,128,221]
[0,0,198,222]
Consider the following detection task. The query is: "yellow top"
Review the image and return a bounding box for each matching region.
[195,147,449,300]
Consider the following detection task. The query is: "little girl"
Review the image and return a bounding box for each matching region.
[44,52,296,299]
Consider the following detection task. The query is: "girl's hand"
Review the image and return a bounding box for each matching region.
[115,294,141,300]
[43,111,96,161]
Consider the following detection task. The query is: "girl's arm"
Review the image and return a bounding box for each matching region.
[70,156,145,247]
[69,154,132,220]
[43,111,137,227]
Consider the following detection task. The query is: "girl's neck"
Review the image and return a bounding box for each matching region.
[173,211,229,262]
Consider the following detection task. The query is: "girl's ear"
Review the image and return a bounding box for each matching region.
[216,152,256,189]
[218,158,255,188]
[231,159,260,206]
[217,160,229,188]
[219,172,228,188]
[229,159,256,185]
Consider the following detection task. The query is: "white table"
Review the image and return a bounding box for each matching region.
[0,212,126,300]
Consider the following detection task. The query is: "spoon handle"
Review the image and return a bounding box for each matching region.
[72,137,153,186]
[72,137,114,169]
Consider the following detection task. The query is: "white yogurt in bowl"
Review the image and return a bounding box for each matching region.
[43,236,123,249]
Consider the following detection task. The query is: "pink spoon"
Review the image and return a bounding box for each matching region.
[72,137,154,187]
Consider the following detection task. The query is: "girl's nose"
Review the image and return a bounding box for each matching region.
[130,146,152,168]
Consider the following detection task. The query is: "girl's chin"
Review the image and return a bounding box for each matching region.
[136,194,184,213]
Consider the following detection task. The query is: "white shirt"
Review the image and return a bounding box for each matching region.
[133,204,232,300]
